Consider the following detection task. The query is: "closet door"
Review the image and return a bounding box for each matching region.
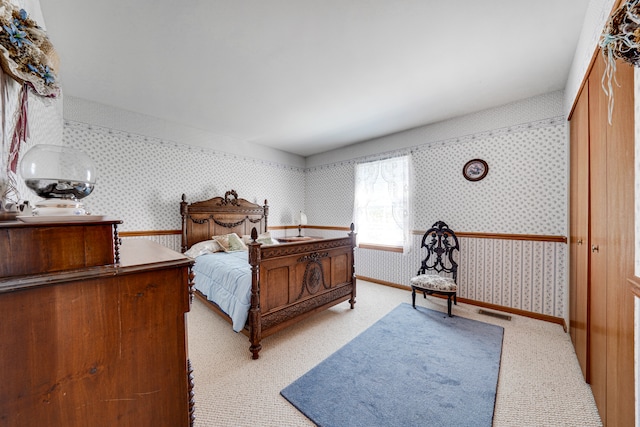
[587,53,608,420]
[569,83,589,381]
[585,53,635,427]
[603,58,634,427]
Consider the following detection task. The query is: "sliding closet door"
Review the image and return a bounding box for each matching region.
[603,58,634,427]
[569,83,590,381]
[587,54,608,420]
[583,53,635,427]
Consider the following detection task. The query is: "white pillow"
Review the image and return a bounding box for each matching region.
[242,232,278,245]
[213,233,248,252]
[184,240,223,258]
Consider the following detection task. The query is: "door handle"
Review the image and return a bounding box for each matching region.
[577,239,583,245]
[591,245,599,253]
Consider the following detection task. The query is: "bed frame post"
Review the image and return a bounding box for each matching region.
[247,227,262,359]
[180,194,188,253]
[263,200,269,232]
[349,223,357,309]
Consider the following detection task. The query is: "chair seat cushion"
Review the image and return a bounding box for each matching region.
[410,274,457,292]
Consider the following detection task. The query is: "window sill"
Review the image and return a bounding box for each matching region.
[358,243,404,253]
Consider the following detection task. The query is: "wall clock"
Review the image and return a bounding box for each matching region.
[463,159,488,181]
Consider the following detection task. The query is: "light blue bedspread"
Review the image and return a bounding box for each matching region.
[192,251,251,332]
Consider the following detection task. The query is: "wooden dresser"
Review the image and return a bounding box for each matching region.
[0,219,194,427]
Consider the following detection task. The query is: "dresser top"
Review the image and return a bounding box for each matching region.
[0,217,122,228]
[0,238,191,294]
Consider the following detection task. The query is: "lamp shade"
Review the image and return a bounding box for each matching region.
[297,211,307,225]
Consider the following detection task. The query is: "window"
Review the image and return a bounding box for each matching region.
[353,155,412,250]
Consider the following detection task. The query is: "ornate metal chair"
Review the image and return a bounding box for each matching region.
[410,221,459,316]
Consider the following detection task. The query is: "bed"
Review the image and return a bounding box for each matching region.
[180,190,356,359]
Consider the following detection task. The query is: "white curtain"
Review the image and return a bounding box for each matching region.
[353,154,413,253]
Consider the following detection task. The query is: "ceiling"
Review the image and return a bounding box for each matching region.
[39,1,589,157]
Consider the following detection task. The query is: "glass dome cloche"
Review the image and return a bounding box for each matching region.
[20,144,97,216]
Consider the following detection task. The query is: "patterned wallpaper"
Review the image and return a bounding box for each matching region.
[412,123,567,235]
[10,89,64,203]
[305,114,569,320]
[62,96,305,168]
[10,90,570,321]
[355,235,566,318]
[305,163,354,227]
[308,91,565,168]
[307,119,568,236]
[52,121,306,232]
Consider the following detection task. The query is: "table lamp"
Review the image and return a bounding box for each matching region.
[297,211,307,237]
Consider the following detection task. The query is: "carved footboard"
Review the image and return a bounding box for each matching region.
[246,226,356,359]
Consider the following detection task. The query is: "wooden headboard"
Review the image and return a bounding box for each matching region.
[180,190,269,252]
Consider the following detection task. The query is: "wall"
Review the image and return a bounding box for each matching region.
[306,92,568,320]
[2,0,63,205]
[51,92,569,320]
[16,90,571,321]
[564,0,616,116]
[11,89,570,323]
[308,91,566,168]
[63,97,305,169]
[7,88,64,206]
[18,96,308,251]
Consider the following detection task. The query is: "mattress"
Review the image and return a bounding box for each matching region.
[192,251,251,332]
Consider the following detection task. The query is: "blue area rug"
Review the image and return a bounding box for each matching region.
[281,303,503,427]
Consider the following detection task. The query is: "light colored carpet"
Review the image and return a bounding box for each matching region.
[188,280,602,427]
